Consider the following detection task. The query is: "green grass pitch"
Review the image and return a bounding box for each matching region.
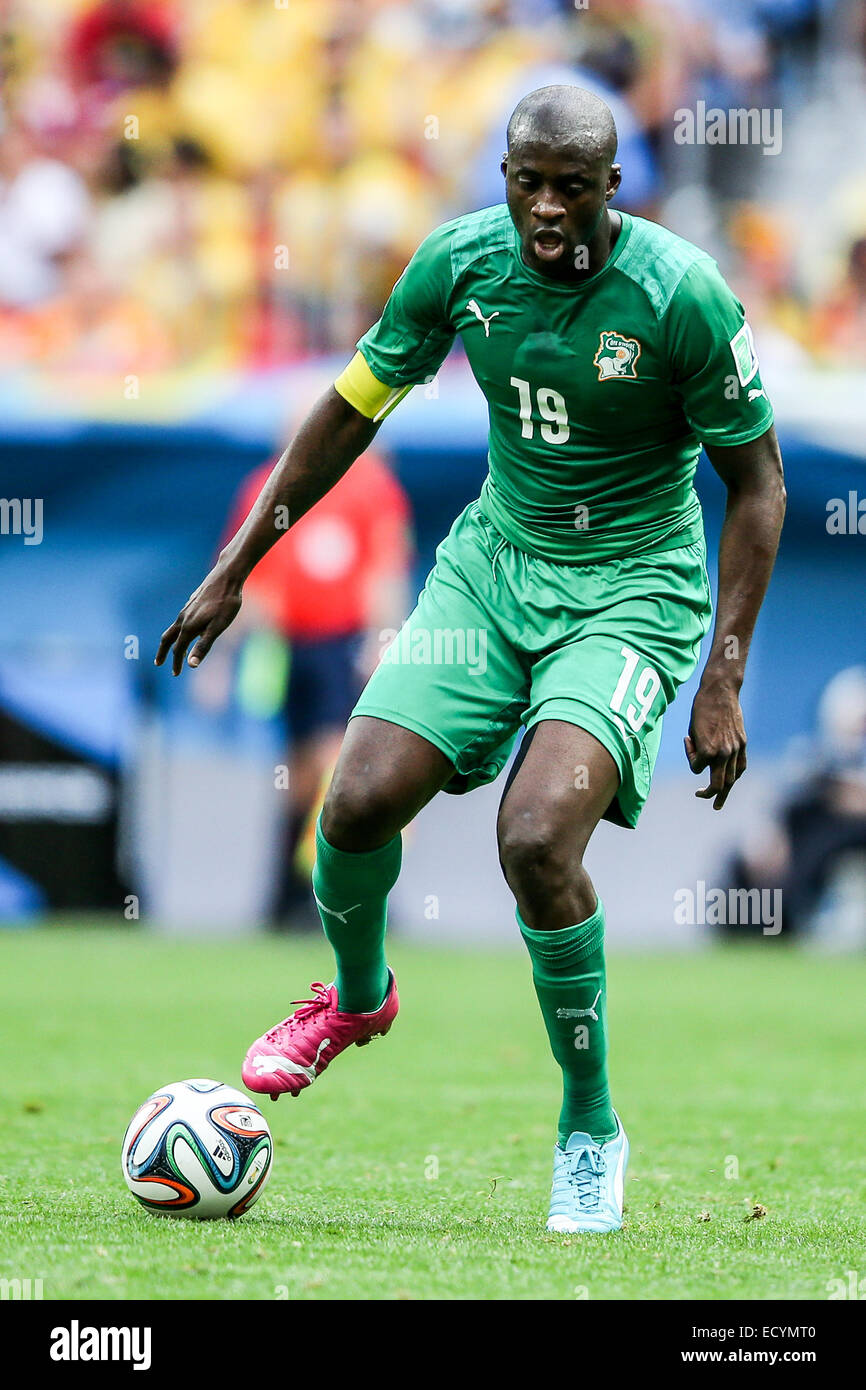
[1,925,863,1301]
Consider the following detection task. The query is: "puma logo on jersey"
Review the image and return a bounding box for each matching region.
[747,386,766,402]
[252,1038,330,1083]
[466,299,500,337]
[556,989,602,1022]
[594,332,641,381]
[313,895,361,924]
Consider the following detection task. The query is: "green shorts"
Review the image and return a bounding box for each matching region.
[351,501,712,826]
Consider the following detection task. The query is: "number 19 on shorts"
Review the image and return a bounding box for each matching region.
[609,645,662,733]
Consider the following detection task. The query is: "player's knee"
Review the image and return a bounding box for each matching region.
[497,803,583,893]
[320,778,399,853]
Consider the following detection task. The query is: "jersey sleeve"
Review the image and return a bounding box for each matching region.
[354,222,457,392]
[665,259,774,445]
[334,351,413,421]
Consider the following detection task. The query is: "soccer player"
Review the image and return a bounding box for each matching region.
[156,86,785,1234]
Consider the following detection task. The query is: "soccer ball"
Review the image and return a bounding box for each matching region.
[121,1079,273,1219]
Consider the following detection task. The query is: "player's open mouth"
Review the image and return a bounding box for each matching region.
[532,230,566,261]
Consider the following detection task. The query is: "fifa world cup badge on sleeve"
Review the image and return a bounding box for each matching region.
[729,322,759,387]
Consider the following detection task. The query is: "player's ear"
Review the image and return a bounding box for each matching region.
[606,164,622,200]
[500,153,508,179]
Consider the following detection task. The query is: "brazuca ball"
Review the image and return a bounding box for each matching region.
[121,1079,273,1219]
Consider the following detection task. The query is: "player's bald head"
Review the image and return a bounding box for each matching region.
[506,85,617,166]
[502,84,622,281]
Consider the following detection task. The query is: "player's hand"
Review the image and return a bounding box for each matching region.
[155,564,243,676]
[684,679,747,810]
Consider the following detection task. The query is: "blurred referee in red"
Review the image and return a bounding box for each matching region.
[225,448,411,923]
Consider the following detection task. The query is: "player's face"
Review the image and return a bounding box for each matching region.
[502,142,620,278]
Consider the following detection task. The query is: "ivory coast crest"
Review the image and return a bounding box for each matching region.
[593,331,642,381]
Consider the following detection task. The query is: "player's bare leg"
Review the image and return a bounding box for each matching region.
[497,720,619,929]
[320,715,454,851]
[497,720,629,1232]
[243,717,454,1098]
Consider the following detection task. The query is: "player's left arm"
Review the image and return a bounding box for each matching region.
[686,424,786,809]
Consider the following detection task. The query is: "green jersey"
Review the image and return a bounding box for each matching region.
[355,204,774,564]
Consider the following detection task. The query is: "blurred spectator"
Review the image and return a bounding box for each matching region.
[724,202,812,366]
[723,667,866,943]
[0,0,861,371]
[811,236,866,365]
[66,0,178,97]
[0,122,90,307]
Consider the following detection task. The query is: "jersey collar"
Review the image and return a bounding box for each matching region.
[510,211,633,293]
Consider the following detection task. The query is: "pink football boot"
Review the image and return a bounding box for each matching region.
[242,971,399,1100]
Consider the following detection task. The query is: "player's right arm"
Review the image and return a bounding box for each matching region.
[155,389,379,675]
[156,225,455,676]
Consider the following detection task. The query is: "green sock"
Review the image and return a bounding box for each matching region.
[518,898,617,1147]
[311,815,401,1013]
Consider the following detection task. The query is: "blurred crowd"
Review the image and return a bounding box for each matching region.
[725,666,866,946]
[2,0,866,374]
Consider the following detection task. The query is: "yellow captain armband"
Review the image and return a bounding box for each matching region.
[334,352,413,422]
